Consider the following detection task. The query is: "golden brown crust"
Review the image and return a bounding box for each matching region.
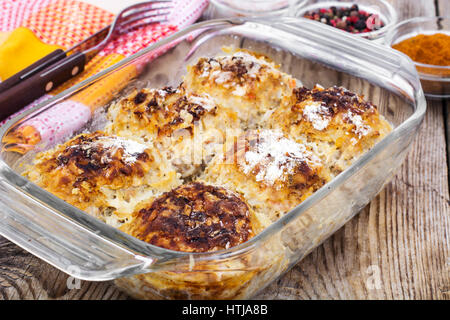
[127,85,216,136]
[232,130,328,192]
[27,132,154,208]
[293,85,374,113]
[275,85,391,143]
[24,131,184,228]
[106,84,238,141]
[53,132,151,182]
[122,182,254,252]
[192,52,274,88]
[202,129,331,222]
[185,50,297,126]
[268,85,392,174]
[105,84,242,178]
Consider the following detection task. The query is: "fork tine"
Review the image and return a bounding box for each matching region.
[121,10,171,27]
[119,17,169,34]
[120,0,173,18]
[83,0,173,57]
[121,6,173,23]
[123,3,173,14]
[120,18,169,34]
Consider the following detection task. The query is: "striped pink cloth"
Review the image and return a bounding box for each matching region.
[1,0,208,149]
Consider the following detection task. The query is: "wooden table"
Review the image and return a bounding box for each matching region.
[0,0,448,300]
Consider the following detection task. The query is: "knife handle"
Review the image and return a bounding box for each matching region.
[0,52,86,121]
[0,49,67,94]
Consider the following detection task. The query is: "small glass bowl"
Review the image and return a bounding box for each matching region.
[295,0,398,41]
[385,16,450,99]
[204,0,308,19]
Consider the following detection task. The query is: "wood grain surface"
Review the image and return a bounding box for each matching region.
[0,0,448,300]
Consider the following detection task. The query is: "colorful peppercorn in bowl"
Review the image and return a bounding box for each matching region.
[385,16,450,99]
[296,0,397,41]
[204,0,308,18]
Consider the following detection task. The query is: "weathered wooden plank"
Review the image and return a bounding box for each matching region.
[438,0,449,16]
[439,0,450,195]
[0,237,128,300]
[390,0,436,20]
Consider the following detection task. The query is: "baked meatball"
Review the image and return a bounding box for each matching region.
[121,182,257,252]
[202,129,331,222]
[184,50,297,128]
[25,131,181,225]
[106,85,241,178]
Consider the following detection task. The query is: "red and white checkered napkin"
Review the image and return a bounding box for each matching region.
[1,0,209,150]
[100,0,208,57]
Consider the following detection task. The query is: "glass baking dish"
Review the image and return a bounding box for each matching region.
[0,18,426,299]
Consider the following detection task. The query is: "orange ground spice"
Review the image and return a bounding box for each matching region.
[392,33,450,66]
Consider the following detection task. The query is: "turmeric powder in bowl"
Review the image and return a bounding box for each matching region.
[392,33,450,66]
[386,17,450,98]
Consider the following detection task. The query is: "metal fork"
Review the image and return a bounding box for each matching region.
[0,0,173,120]
[83,0,174,61]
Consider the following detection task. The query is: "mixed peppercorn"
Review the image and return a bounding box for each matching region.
[303,4,384,34]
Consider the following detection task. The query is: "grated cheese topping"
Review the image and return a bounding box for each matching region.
[199,51,272,83]
[214,71,233,84]
[343,110,372,138]
[232,86,246,96]
[70,136,148,164]
[302,101,331,131]
[156,89,168,98]
[241,130,320,186]
[188,93,217,112]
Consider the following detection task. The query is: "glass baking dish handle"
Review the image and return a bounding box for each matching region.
[0,178,156,281]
